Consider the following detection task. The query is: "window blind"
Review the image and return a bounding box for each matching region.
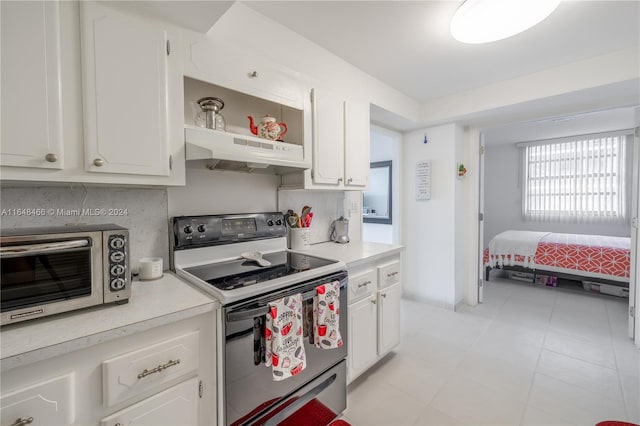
[522,131,630,223]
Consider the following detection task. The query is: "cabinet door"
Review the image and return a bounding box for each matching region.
[311,88,344,185]
[344,99,370,188]
[81,1,171,176]
[0,373,74,426]
[377,283,401,356]
[0,1,63,169]
[348,295,378,383]
[100,377,199,426]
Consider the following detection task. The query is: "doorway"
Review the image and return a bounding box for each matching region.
[476,107,638,345]
[362,125,402,244]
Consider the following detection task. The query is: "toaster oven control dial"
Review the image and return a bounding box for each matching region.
[111,264,126,276]
[110,251,125,263]
[110,278,126,290]
[110,236,126,250]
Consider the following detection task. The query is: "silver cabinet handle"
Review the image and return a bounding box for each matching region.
[10,417,34,426]
[249,71,259,78]
[387,271,398,278]
[357,280,371,288]
[371,299,376,305]
[93,158,104,167]
[337,177,343,183]
[137,359,181,379]
[347,177,353,183]
[381,293,387,298]
[45,153,58,163]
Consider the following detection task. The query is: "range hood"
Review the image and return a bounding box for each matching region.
[185,126,310,172]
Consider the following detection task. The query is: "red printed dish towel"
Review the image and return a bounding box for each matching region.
[265,293,306,381]
[313,281,343,349]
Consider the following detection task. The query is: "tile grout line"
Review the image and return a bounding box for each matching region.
[605,299,632,422]
[518,288,557,425]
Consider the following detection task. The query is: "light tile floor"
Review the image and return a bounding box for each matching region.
[342,277,640,426]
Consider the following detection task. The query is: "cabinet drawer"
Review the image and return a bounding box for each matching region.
[348,269,376,303]
[0,373,74,426]
[103,331,199,407]
[377,260,401,289]
[100,377,199,426]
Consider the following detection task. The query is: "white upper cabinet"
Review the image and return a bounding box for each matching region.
[344,99,370,187]
[183,33,305,110]
[306,88,369,190]
[80,1,178,176]
[0,1,64,169]
[311,88,345,185]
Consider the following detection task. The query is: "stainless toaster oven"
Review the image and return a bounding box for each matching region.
[1,224,130,326]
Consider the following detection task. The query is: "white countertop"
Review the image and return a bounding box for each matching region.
[306,241,403,268]
[1,272,218,371]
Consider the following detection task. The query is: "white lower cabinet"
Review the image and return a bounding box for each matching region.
[0,312,216,425]
[377,283,402,355]
[100,377,199,426]
[348,295,378,377]
[0,373,74,426]
[347,254,402,383]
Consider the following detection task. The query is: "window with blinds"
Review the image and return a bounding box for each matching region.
[522,131,630,223]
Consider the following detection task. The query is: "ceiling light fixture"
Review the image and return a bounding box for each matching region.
[450,0,561,44]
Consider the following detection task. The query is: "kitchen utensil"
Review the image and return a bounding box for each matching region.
[302,212,313,228]
[330,216,350,244]
[248,115,288,141]
[196,97,226,131]
[301,205,311,219]
[241,251,272,267]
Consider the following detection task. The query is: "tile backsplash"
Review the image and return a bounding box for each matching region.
[0,185,169,271]
[278,190,362,244]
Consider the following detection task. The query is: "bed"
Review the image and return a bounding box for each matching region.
[483,231,631,291]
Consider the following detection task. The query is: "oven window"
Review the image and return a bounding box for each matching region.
[1,247,93,311]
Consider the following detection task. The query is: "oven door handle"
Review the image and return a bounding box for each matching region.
[0,239,90,258]
[227,289,318,322]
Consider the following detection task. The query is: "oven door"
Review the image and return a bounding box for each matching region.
[223,271,348,426]
[0,231,104,325]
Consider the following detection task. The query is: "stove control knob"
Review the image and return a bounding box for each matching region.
[267,220,274,226]
[275,219,283,226]
[197,224,206,233]
[184,225,193,234]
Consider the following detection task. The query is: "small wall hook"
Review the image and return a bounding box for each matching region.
[423,134,428,144]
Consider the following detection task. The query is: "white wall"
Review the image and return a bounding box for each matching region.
[483,141,633,244]
[402,124,459,308]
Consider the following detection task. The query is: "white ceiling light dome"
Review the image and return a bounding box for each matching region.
[451,0,561,44]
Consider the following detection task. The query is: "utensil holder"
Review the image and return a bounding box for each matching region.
[289,228,311,250]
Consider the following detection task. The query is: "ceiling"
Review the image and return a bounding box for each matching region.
[242,1,639,103]
[242,0,640,129]
[116,1,639,133]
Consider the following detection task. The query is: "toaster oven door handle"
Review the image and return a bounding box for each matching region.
[0,239,90,258]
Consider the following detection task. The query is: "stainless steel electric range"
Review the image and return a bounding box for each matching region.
[171,212,348,426]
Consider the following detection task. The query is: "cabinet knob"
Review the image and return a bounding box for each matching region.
[371,299,376,305]
[347,177,353,183]
[381,293,387,298]
[93,158,104,167]
[45,153,58,163]
[337,178,343,183]
[248,71,259,78]
[9,417,34,426]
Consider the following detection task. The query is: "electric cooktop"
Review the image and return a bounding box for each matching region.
[183,251,339,291]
